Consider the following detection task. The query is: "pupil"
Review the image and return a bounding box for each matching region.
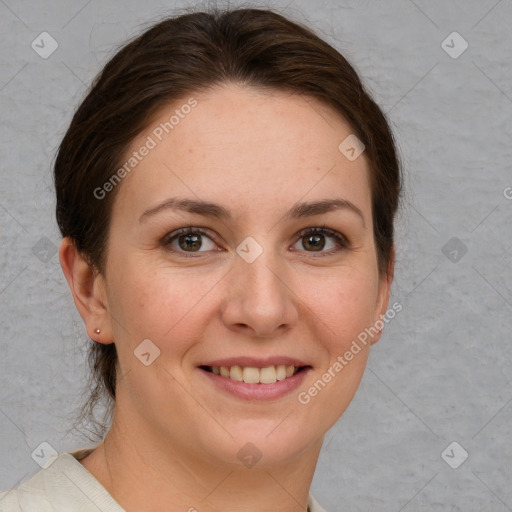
[304,234,324,251]
[179,233,201,251]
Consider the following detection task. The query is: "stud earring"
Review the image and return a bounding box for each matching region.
[95,329,101,334]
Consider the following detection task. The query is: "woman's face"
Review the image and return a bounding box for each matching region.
[98,83,392,466]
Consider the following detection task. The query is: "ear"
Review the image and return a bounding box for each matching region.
[59,237,113,344]
[370,245,395,346]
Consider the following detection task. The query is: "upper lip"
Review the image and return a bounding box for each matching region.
[198,356,309,368]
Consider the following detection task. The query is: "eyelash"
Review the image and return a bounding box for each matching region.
[161,224,349,258]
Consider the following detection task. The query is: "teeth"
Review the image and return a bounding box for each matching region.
[230,365,243,382]
[276,365,287,381]
[208,364,301,384]
[242,366,260,384]
[259,366,277,384]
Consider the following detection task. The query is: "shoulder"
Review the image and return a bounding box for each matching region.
[0,489,21,512]
[309,493,330,512]
[0,490,19,511]
[0,448,124,512]
[0,466,55,512]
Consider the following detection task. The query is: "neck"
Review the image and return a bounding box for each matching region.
[80,410,323,512]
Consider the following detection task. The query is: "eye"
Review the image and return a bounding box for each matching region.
[162,225,349,258]
[162,226,219,256]
[292,226,349,255]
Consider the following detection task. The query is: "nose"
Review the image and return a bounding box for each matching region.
[220,245,299,338]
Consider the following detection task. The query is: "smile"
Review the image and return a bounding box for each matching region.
[200,364,304,384]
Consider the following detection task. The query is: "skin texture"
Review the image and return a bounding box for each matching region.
[59,83,394,512]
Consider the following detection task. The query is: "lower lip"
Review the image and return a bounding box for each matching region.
[198,367,311,401]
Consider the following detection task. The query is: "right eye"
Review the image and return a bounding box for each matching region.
[162,226,221,257]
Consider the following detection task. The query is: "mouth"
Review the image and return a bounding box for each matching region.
[196,356,312,401]
[199,364,310,385]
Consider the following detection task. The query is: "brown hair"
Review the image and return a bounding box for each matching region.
[55,7,402,441]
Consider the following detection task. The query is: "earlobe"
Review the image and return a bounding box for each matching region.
[59,238,113,344]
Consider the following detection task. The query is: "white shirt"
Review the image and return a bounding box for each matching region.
[0,449,328,511]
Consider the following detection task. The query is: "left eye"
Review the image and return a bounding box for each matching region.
[292,227,348,254]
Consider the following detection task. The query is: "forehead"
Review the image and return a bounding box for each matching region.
[113,83,372,222]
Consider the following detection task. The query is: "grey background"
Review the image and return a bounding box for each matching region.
[1,0,511,510]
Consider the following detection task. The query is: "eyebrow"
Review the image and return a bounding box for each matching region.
[139,197,365,226]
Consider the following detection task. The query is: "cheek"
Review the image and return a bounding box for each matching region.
[109,261,220,346]
[298,270,377,426]
[304,266,379,348]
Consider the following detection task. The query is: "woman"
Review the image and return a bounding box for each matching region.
[0,6,401,511]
